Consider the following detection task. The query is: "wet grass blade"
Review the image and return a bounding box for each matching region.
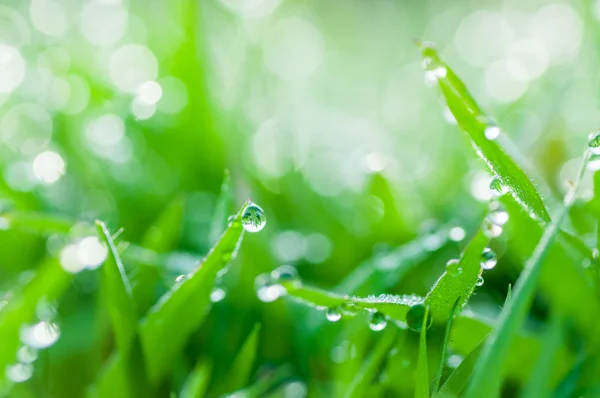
[418,43,549,222]
[344,328,397,398]
[425,232,489,323]
[434,298,460,392]
[139,200,249,382]
[180,359,212,398]
[96,221,138,355]
[415,308,430,398]
[464,150,591,398]
[209,169,233,244]
[0,259,72,390]
[215,324,261,396]
[521,312,565,398]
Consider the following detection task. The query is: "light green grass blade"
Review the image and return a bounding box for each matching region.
[415,307,430,398]
[209,169,232,244]
[344,328,397,398]
[139,200,250,382]
[464,150,591,398]
[3,212,73,234]
[521,312,565,398]
[0,259,72,389]
[434,298,460,392]
[418,43,549,222]
[96,221,138,355]
[214,324,261,396]
[180,359,212,398]
[425,232,489,323]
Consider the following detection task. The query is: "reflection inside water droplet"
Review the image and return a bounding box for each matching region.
[325,307,342,322]
[480,248,497,270]
[406,303,432,332]
[241,202,267,233]
[369,311,388,331]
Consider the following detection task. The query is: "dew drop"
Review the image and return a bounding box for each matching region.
[406,303,432,332]
[175,274,187,283]
[369,311,388,331]
[445,259,462,277]
[489,177,508,197]
[480,248,497,270]
[254,273,283,303]
[20,321,60,349]
[271,265,298,283]
[424,67,447,85]
[210,287,226,303]
[488,202,509,226]
[476,276,484,287]
[340,303,358,316]
[241,202,266,233]
[448,226,466,242]
[17,345,38,364]
[482,219,503,238]
[5,363,33,383]
[588,131,600,154]
[484,126,501,140]
[325,307,342,322]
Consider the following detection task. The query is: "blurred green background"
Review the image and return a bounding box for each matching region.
[1,0,600,397]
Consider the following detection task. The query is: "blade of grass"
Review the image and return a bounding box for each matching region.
[180,359,212,398]
[425,232,489,323]
[418,42,549,222]
[344,328,397,398]
[434,298,460,392]
[139,200,250,382]
[521,312,565,398]
[464,150,591,398]
[415,307,430,398]
[209,169,232,244]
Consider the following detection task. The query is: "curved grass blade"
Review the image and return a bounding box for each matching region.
[434,298,460,392]
[96,221,137,355]
[425,232,489,323]
[344,328,397,398]
[0,259,72,390]
[139,200,250,383]
[415,307,430,398]
[521,312,565,398]
[209,169,232,244]
[464,150,591,398]
[418,42,549,222]
[180,359,212,398]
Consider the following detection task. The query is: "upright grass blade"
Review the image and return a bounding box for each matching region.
[418,42,549,222]
[180,359,212,398]
[209,169,233,244]
[0,259,72,389]
[96,221,138,355]
[425,232,489,322]
[139,200,250,382]
[415,307,430,398]
[434,298,460,392]
[343,328,397,398]
[464,150,591,398]
[521,312,565,398]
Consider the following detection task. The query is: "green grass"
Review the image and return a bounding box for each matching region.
[2,5,600,397]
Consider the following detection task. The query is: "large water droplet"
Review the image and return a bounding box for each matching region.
[406,303,432,332]
[482,219,503,238]
[369,311,387,331]
[325,307,342,322]
[5,363,33,383]
[17,345,38,364]
[445,259,462,277]
[241,202,266,233]
[488,201,509,226]
[476,276,484,287]
[480,248,497,270]
[588,131,600,154]
[20,321,60,349]
[489,177,508,197]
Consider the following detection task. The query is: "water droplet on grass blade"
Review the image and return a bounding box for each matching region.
[449,226,466,242]
[476,276,484,287]
[484,126,501,140]
[480,248,497,270]
[20,321,60,349]
[5,363,33,383]
[341,303,358,316]
[369,312,387,331]
[254,273,283,303]
[17,345,38,364]
[406,303,432,332]
[588,131,600,154]
[490,177,508,197]
[445,259,462,276]
[482,219,503,238]
[210,288,226,303]
[488,201,509,226]
[241,202,266,233]
[175,274,187,283]
[325,307,342,322]
[271,265,298,283]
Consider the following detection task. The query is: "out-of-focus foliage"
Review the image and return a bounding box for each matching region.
[2,0,600,397]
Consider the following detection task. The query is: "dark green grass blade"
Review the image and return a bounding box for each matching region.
[180,359,212,398]
[209,169,232,244]
[425,232,488,323]
[415,308,430,398]
[96,221,138,355]
[434,298,460,392]
[0,259,72,390]
[464,151,591,398]
[344,328,397,398]
[521,312,565,398]
[418,43,549,222]
[139,200,250,382]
